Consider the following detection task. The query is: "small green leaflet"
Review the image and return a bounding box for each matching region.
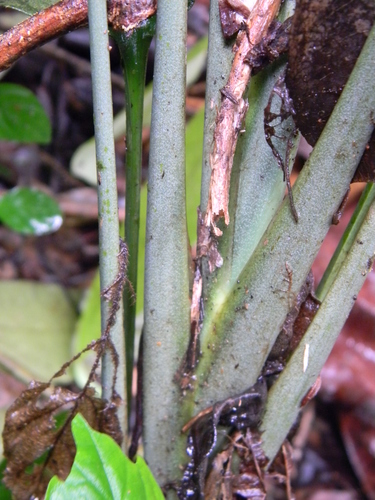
[0,187,62,235]
[45,414,165,500]
[0,83,51,143]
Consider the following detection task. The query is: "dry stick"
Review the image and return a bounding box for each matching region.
[0,0,156,72]
[205,0,282,234]
[0,0,88,71]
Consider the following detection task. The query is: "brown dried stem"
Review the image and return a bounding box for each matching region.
[0,0,157,72]
[205,0,282,234]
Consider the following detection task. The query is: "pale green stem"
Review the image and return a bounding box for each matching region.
[87,0,126,445]
[190,20,375,411]
[142,0,190,488]
[316,182,375,301]
[261,196,375,460]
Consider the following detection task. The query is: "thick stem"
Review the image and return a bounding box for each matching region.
[143,0,190,488]
[87,0,126,446]
[186,19,375,413]
[261,195,375,460]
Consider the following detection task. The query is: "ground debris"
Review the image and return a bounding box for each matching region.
[179,378,267,498]
[2,239,128,499]
[2,379,122,500]
[202,429,294,500]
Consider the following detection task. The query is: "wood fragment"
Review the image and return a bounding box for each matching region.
[0,0,157,72]
[0,0,88,72]
[205,0,282,234]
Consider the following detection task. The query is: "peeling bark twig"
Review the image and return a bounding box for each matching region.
[0,0,157,72]
[205,0,282,235]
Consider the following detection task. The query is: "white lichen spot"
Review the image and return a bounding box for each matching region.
[303,344,309,373]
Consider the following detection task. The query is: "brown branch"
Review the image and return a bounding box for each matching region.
[0,0,88,72]
[0,0,157,72]
[205,0,282,235]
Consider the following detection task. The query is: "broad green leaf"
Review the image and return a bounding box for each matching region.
[0,460,12,500]
[0,280,76,382]
[0,187,62,235]
[0,83,51,143]
[0,0,56,15]
[46,414,164,500]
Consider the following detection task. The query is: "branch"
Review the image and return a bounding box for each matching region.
[205,0,282,234]
[0,0,156,72]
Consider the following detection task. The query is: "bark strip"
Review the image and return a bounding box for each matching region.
[0,0,157,72]
[205,0,282,234]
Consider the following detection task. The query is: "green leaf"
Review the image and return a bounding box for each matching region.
[0,280,76,383]
[0,0,56,15]
[0,83,51,143]
[0,460,12,500]
[0,187,62,235]
[45,414,164,500]
[71,271,101,387]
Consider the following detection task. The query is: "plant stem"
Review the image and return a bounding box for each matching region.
[142,0,190,488]
[316,182,375,302]
[261,195,375,461]
[111,18,155,418]
[188,19,375,411]
[87,0,126,445]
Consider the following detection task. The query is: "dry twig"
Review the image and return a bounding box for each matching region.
[205,0,282,235]
[0,0,157,72]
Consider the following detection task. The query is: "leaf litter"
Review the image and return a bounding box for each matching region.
[2,239,128,499]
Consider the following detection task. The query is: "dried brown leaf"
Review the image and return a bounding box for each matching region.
[2,240,128,499]
[2,378,122,499]
[286,0,375,183]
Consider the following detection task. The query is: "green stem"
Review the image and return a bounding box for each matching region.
[87,0,126,445]
[184,19,375,413]
[111,18,155,417]
[261,196,375,461]
[316,182,375,302]
[142,0,190,488]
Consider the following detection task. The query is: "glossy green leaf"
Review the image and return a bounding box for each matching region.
[0,280,76,382]
[45,414,164,500]
[0,0,56,15]
[0,84,51,143]
[0,187,62,235]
